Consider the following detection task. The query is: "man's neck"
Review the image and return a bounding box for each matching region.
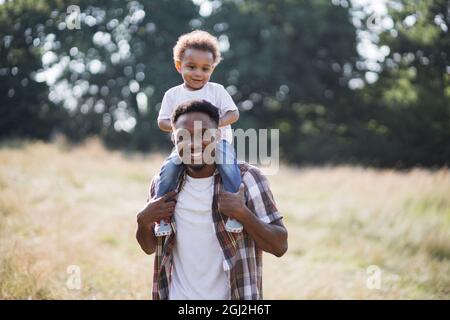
[186,164,216,178]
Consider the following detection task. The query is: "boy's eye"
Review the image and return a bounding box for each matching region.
[203,68,210,72]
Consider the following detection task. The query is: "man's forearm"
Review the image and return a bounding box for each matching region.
[239,207,288,257]
[136,220,157,255]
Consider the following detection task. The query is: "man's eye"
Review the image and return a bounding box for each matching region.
[174,133,184,143]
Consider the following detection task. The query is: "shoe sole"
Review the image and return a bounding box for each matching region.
[155,230,172,237]
[226,226,243,233]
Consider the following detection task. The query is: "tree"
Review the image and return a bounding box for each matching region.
[0,0,65,140]
[361,0,450,166]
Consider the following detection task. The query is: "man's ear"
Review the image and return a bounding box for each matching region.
[175,60,181,73]
[215,127,221,140]
[171,128,176,145]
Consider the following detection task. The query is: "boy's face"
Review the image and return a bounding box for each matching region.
[176,48,215,90]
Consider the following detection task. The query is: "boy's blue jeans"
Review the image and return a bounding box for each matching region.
[155,139,241,198]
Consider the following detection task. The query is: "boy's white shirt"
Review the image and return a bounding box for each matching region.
[157,82,237,143]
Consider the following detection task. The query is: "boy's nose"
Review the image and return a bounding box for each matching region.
[192,70,202,77]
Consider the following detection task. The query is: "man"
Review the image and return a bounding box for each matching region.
[136,99,288,300]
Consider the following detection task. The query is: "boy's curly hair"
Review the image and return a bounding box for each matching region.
[173,30,222,66]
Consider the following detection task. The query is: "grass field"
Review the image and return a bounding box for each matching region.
[1,139,449,299]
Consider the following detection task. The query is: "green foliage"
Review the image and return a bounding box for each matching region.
[361,0,450,166]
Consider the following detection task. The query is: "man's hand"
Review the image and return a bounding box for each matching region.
[137,190,178,229]
[218,184,247,221]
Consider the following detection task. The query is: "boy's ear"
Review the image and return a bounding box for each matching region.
[175,60,181,73]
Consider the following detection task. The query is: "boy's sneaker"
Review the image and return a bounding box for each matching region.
[155,220,172,237]
[225,184,245,233]
[225,218,243,233]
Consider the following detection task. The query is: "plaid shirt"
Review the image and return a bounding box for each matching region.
[147,162,282,300]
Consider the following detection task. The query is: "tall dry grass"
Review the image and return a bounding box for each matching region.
[0,139,449,299]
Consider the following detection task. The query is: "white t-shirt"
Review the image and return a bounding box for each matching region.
[158,82,237,143]
[169,175,230,300]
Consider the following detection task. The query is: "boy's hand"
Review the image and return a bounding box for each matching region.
[219,110,239,127]
[137,191,178,229]
[157,119,173,132]
[218,184,247,221]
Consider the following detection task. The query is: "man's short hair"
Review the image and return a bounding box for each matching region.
[171,99,220,127]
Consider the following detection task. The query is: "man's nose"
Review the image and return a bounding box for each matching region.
[188,141,203,152]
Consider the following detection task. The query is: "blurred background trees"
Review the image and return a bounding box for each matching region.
[1,0,449,166]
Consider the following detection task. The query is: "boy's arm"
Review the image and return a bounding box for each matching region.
[158,118,173,132]
[158,91,173,132]
[219,109,239,127]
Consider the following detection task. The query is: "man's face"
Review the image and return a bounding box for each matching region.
[173,112,219,171]
[175,48,215,90]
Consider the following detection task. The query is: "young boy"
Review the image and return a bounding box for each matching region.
[154,30,243,237]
